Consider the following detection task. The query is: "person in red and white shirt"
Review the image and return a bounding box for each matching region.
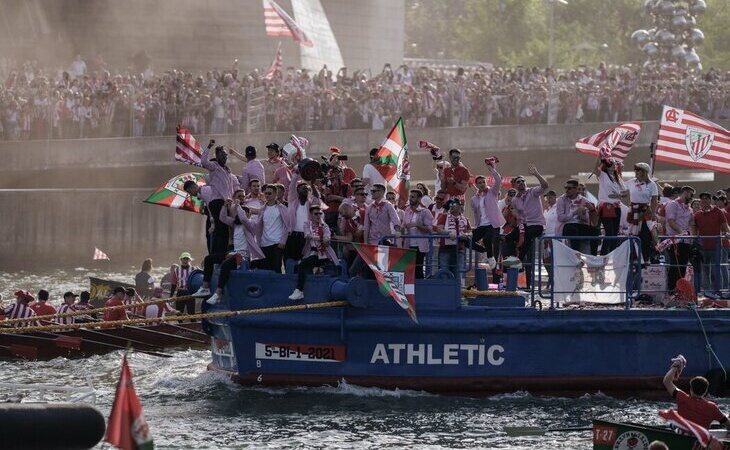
[30,289,56,316]
[436,199,472,280]
[4,291,37,327]
[56,291,78,325]
[402,189,434,279]
[441,148,471,201]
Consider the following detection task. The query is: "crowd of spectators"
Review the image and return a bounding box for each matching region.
[0,56,729,141]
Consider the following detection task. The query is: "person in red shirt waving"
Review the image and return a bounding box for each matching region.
[442,148,471,201]
[663,356,730,430]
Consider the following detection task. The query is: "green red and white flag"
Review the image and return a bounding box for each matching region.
[374,118,409,203]
[352,243,418,323]
[143,173,206,214]
[105,355,154,450]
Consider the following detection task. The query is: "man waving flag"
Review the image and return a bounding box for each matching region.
[656,105,730,173]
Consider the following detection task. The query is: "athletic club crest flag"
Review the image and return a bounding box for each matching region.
[374,118,409,201]
[575,122,641,161]
[656,105,730,173]
[105,355,154,450]
[144,173,206,214]
[352,243,418,323]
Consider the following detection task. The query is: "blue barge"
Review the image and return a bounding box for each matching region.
[202,266,730,397]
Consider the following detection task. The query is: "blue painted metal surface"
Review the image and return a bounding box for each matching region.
[205,266,730,396]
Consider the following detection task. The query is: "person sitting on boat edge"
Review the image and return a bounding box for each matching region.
[204,190,266,305]
[30,289,56,316]
[289,205,339,301]
[55,291,79,325]
[663,358,730,430]
[103,287,129,322]
[4,290,37,327]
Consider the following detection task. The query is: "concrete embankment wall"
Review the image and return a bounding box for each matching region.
[1,121,727,269]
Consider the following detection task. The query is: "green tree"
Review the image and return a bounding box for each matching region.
[405,0,729,69]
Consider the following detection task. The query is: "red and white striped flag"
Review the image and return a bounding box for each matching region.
[175,126,202,167]
[93,247,110,261]
[575,122,641,161]
[262,0,313,47]
[658,409,713,448]
[656,105,730,173]
[264,42,283,81]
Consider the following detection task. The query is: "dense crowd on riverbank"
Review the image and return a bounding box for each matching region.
[0,56,728,140]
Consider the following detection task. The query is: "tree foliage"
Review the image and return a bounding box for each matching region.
[405,0,730,70]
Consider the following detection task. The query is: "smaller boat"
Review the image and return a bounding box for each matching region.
[592,419,730,449]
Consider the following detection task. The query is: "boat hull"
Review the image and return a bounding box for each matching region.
[205,271,730,397]
[592,420,730,449]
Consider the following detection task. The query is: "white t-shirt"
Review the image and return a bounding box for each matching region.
[597,171,625,204]
[233,225,249,255]
[628,178,658,204]
[362,163,385,192]
[261,205,285,247]
[544,205,558,236]
[294,204,308,232]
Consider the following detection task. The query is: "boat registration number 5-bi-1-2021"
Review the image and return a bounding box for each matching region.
[255,342,346,362]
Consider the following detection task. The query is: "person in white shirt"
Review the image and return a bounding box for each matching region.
[252,184,290,273]
[627,162,659,262]
[591,155,628,254]
[362,148,385,198]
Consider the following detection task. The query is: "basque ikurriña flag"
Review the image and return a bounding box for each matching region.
[175,126,202,167]
[143,173,206,214]
[374,118,409,202]
[658,409,713,448]
[105,355,154,450]
[575,122,641,161]
[656,105,730,173]
[352,243,417,323]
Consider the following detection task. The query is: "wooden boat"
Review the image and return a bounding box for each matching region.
[592,419,730,449]
[0,321,209,361]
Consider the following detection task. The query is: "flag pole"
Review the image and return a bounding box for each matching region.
[649,141,657,177]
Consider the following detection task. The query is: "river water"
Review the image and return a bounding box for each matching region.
[2,268,729,449]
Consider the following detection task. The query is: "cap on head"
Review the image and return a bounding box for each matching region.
[113,286,126,295]
[179,251,193,261]
[64,291,79,299]
[265,143,280,153]
[634,162,651,173]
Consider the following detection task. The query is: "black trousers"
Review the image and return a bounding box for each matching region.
[174,289,194,315]
[472,225,500,258]
[505,225,544,289]
[285,232,306,262]
[296,255,326,290]
[668,242,691,291]
[203,252,229,283]
[218,255,239,291]
[207,199,230,255]
[600,215,621,255]
[411,247,426,279]
[259,244,283,273]
[563,223,600,255]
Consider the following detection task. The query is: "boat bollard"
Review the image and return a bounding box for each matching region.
[474,268,489,291]
[329,278,349,301]
[505,268,519,291]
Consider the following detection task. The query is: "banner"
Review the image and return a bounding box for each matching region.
[552,240,631,304]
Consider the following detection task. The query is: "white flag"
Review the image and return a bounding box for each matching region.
[93,247,110,260]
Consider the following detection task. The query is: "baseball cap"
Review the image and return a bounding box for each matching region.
[265,142,280,151]
[64,291,79,298]
[179,251,193,260]
[634,162,651,172]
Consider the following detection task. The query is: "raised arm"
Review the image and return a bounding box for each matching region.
[528,164,549,190]
[200,142,217,172]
